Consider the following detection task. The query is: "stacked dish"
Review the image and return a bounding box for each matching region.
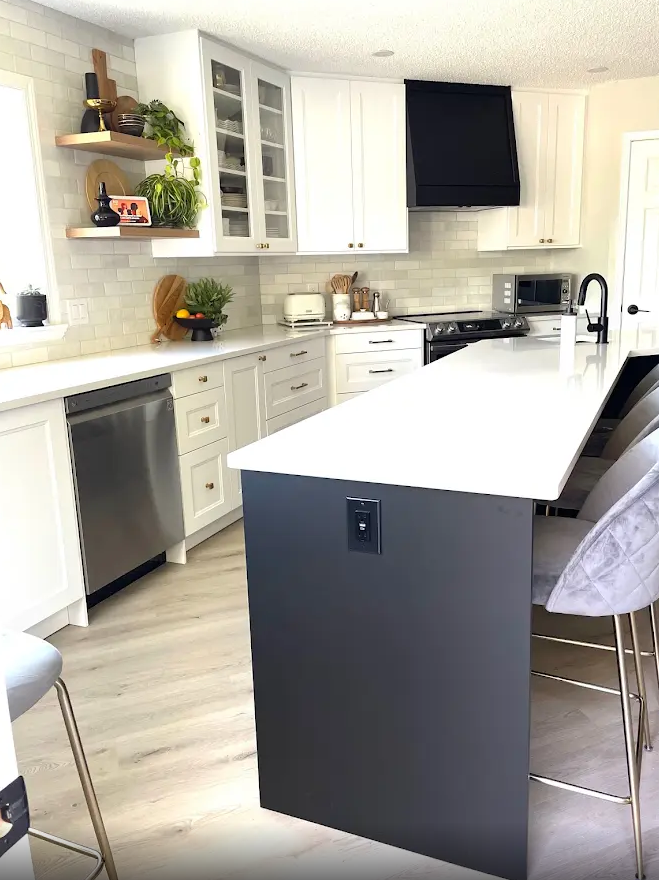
[117,114,145,137]
[222,192,248,209]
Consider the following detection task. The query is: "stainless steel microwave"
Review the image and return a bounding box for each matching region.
[492,273,575,315]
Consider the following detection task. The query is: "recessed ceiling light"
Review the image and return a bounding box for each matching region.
[587,66,609,73]
[372,49,394,57]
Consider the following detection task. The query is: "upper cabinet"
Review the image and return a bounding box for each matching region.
[478,90,586,251]
[291,77,408,254]
[135,31,296,257]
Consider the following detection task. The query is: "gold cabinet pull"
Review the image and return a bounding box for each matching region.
[547,238,554,243]
[291,382,309,391]
[357,242,364,248]
[205,482,215,490]
[265,243,270,249]
[200,416,210,424]
[539,238,545,243]
[290,350,308,357]
[198,375,208,383]
[258,355,267,362]
[348,242,354,248]
[256,243,263,249]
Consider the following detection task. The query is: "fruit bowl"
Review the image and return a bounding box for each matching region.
[174,316,218,342]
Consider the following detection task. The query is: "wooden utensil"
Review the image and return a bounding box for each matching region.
[85,159,131,210]
[92,48,119,129]
[110,95,139,133]
[151,275,188,343]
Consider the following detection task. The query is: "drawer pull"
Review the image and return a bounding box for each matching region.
[291,382,309,391]
[290,350,308,357]
[205,482,215,490]
[200,416,210,424]
[369,339,394,344]
[198,375,208,383]
[258,355,267,362]
[369,368,394,374]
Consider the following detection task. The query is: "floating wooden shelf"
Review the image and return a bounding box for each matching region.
[66,226,199,240]
[55,131,179,161]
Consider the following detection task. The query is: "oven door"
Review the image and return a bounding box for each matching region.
[427,341,468,364]
[516,277,565,314]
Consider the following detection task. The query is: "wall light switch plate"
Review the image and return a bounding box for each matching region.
[347,497,381,554]
[67,299,89,325]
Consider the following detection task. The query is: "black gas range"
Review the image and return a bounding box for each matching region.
[396,310,529,364]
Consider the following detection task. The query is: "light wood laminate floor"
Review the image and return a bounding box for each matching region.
[13,521,659,879]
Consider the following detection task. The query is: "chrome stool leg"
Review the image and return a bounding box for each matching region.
[615,615,644,879]
[27,678,119,880]
[649,602,659,692]
[630,613,652,751]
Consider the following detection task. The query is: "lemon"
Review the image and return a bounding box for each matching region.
[176,308,190,318]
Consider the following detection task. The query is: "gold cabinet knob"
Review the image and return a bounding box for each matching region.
[205,482,214,490]
[348,243,354,248]
[539,239,545,243]
[200,416,210,424]
[258,355,267,361]
[357,243,364,248]
[547,238,554,243]
[198,375,208,383]
[265,243,270,249]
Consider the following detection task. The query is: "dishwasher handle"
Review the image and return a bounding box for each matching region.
[65,374,171,416]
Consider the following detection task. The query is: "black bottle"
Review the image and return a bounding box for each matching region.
[91,182,120,227]
[81,72,101,133]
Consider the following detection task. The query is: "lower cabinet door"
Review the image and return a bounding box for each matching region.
[264,358,325,419]
[266,396,327,435]
[179,438,232,536]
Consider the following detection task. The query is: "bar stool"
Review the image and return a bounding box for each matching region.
[1,630,118,880]
[592,362,659,444]
[531,460,659,879]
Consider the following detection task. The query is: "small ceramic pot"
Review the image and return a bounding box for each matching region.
[332,293,351,322]
[91,182,120,228]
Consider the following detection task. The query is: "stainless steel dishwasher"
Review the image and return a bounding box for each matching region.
[65,374,184,599]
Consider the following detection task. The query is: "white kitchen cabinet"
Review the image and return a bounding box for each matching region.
[174,386,228,455]
[179,438,233,535]
[0,400,85,632]
[266,396,327,435]
[478,90,585,251]
[335,349,423,394]
[292,77,408,254]
[263,358,326,419]
[223,352,267,506]
[135,30,296,257]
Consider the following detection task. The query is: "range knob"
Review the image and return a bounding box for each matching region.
[513,318,525,329]
[445,322,458,334]
[433,324,445,336]
[501,318,513,330]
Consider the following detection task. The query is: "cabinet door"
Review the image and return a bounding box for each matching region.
[350,81,408,253]
[179,438,232,536]
[224,353,266,506]
[249,62,297,253]
[200,38,259,253]
[543,93,585,247]
[291,77,354,252]
[0,400,84,631]
[174,386,228,455]
[507,91,548,247]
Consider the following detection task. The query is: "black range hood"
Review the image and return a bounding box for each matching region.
[405,80,520,210]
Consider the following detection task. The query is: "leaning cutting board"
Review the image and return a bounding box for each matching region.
[151,274,188,343]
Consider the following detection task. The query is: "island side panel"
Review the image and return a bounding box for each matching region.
[242,471,533,880]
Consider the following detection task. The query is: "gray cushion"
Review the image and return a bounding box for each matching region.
[0,630,62,721]
[533,516,594,606]
[546,463,659,616]
[551,457,613,511]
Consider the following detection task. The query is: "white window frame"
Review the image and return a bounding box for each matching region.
[0,69,65,348]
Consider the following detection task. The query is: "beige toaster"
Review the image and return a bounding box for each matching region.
[283,292,326,322]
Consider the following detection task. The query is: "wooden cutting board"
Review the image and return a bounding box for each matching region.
[152,275,188,343]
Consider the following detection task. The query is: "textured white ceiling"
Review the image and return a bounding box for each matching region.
[40,0,659,87]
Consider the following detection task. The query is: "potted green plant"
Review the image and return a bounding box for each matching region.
[136,154,206,229]
[134,99,194,155]
[174,278,235,341]
[16,284,48,327]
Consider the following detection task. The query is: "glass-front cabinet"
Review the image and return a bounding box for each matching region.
[200,39,296,254]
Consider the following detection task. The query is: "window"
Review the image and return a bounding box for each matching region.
[0,70,57,332]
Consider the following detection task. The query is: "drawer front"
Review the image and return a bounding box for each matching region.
[334,327,423,355]
[336,391,363,404]
[335,349,423,393]
[266,396,327,435]
[264,358,325,419]
[179,438,233,536]
[174,387,228,455]
[261,337,326,373]
[171,361,225,399]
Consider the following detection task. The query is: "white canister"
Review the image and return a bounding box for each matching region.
[333,293,351,322]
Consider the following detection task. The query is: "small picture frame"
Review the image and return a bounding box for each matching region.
[109,195,151,226]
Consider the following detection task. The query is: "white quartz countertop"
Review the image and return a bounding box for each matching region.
[229,329,659,501]
[0,319,421,414]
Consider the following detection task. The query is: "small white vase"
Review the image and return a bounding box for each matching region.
[333,293,351,322]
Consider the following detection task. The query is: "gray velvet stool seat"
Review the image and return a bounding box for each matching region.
[531,457,659,879]
[1,630,118,880]
[547,385,659,512]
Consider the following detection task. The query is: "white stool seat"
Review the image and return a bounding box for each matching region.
[0,630,63,722]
